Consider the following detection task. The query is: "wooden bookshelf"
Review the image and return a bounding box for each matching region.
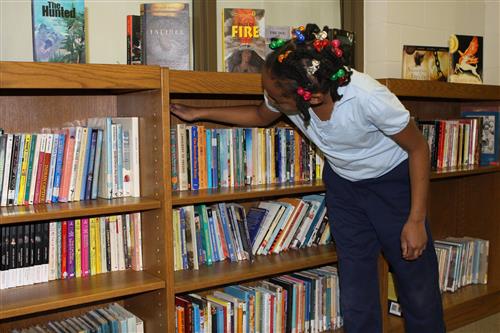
[0,62,169,332]
[174,244,338,293]
[0,270,165,320]
[0,197,160,225]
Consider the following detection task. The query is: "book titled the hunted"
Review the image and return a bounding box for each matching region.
[31,0,86,63]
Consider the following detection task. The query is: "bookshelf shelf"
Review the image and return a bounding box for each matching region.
[174,244,338,293]
[388,284,500,332]
[0,270,165,320]
[172,180,326,206]
[169,70,262,94]
[0,197,161,225]
[377,78,500,100]
[430,165,500,180]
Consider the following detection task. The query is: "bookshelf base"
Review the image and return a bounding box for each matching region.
[387,284,500,332]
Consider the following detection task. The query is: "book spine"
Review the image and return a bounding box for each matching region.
[67,220,75,278]
[18,134,31,205]
[7,135,21,206]
[121,125,131,197]
[81,218,90,277]
[39,133,53,203]
[91,129,103,200]
[13,135,25,207]
[61,221,68,279]
[190,126,199,191]
[68,127,82,202]
[45,132,59,203]
[58,128,75,203]
[1,135,14,206]
[127,15,132,64]
[116,124,124,198]
[80,127,93,201]
[89,217,97,275]
[111,123,119,198]
[100,217,108,273]
[74,127,87,201]
[75,219,81,278]
[171,128,179,191]
[84,129,97,200]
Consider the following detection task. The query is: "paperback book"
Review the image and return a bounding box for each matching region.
[448,34,483,84]
[222,8,266,73]
[31,0,85,63]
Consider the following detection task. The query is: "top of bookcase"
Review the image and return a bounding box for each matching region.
[0,62,160,90]
[378,78,500,101]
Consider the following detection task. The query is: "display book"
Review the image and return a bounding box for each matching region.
[1,63,166,333]
[31,0,86,63]
[0,117,140,206]
[134,2,191,69]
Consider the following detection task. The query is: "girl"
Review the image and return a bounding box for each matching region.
[171,24,445,333]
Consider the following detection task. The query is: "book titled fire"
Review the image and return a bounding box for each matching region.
[222,8,266,73]
[31,0,85,63]
[448,34,483,84]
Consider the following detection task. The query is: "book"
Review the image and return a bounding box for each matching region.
[448,34,483,84]
[461,108,499,166]
[126,15,142,65]
[401,45,450,81]
[141,3,191,70]
[31,0,86,63]
[222,8,266,73]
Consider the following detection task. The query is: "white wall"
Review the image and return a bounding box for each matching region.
[0,0,191,64]
[364,0,500,85]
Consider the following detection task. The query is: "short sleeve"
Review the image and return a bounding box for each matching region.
[365,85,410,135]
[263,91,281,113]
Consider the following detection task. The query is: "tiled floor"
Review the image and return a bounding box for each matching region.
[448,313,500,333]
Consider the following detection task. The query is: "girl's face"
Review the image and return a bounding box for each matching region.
[262,70,300,115]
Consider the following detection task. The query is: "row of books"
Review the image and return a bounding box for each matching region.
[0,117,140,207]
[12,302,144,333]
[174,194,331,271]
[171,125,325,192]
[435,236,489,293]
[418,118,482,169]
[176,265,343,333]
[0,213,143,290]
[388,236,489,317]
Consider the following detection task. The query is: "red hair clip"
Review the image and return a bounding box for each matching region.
[297,87,312,101]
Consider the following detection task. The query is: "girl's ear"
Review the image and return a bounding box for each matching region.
[309,92,327,105]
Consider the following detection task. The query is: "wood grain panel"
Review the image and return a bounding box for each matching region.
[0,197,160,225]
[174,244,338,293]
[0,62,160,89]
[169,70,262,94]
[0,271,164,320]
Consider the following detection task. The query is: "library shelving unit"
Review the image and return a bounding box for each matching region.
[0,62,169,332]
[378,78,500,333]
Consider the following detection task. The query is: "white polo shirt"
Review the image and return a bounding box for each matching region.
[264,69,410,181]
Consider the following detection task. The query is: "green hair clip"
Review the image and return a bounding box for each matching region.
[269,38,286,50]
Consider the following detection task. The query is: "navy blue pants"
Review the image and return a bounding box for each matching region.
[323,160,445,333]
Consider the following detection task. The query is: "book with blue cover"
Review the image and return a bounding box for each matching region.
[31,0,85,63]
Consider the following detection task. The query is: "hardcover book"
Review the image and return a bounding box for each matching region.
[448,34,483,84]
[31,0,85,63]
[141,3,190,70]
[222,8,266,73]
[402,45,450,81]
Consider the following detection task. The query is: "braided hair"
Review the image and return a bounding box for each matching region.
[265,23,352,123]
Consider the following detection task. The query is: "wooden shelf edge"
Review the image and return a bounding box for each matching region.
[0,270,165,320]
[377,78,500,101]
[172,181,326,206]
[387,284,500,333]
[430,165,500,180]
[174,244,337,294]
[0,197,161,225]
[0,62,160,90]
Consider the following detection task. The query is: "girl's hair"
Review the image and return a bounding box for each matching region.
[265,23,352,122]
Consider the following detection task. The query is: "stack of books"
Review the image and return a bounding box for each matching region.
[176,265,343,333]
[173,194,331,271]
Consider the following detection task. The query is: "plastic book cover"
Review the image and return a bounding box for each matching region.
[31,0,85,63]
[448,34,483,84]
[402,45,450,81]
[141,3,190,70]
[222,8,266,73]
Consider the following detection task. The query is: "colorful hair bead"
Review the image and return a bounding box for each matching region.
[297,86,312,101]
[269,38,286,50]
[331,39,341,48]
[313,39,329,52]
[278,50,292,63]
[330,68,346,81]
[293,27,306,43]
[333,47,343,58]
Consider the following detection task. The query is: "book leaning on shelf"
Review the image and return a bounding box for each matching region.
[170,125,325,191]
[176,265,343,333]
[11,302,144,333]
[0,117,140,206]
[0,212,143,290]
[173,194,332,271]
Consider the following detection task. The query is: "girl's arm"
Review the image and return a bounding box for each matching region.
[391,120,431,260]
[170,101,282,127]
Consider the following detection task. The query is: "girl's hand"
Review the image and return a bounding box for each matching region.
[170,104,199,122]
[400,219,428,260]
